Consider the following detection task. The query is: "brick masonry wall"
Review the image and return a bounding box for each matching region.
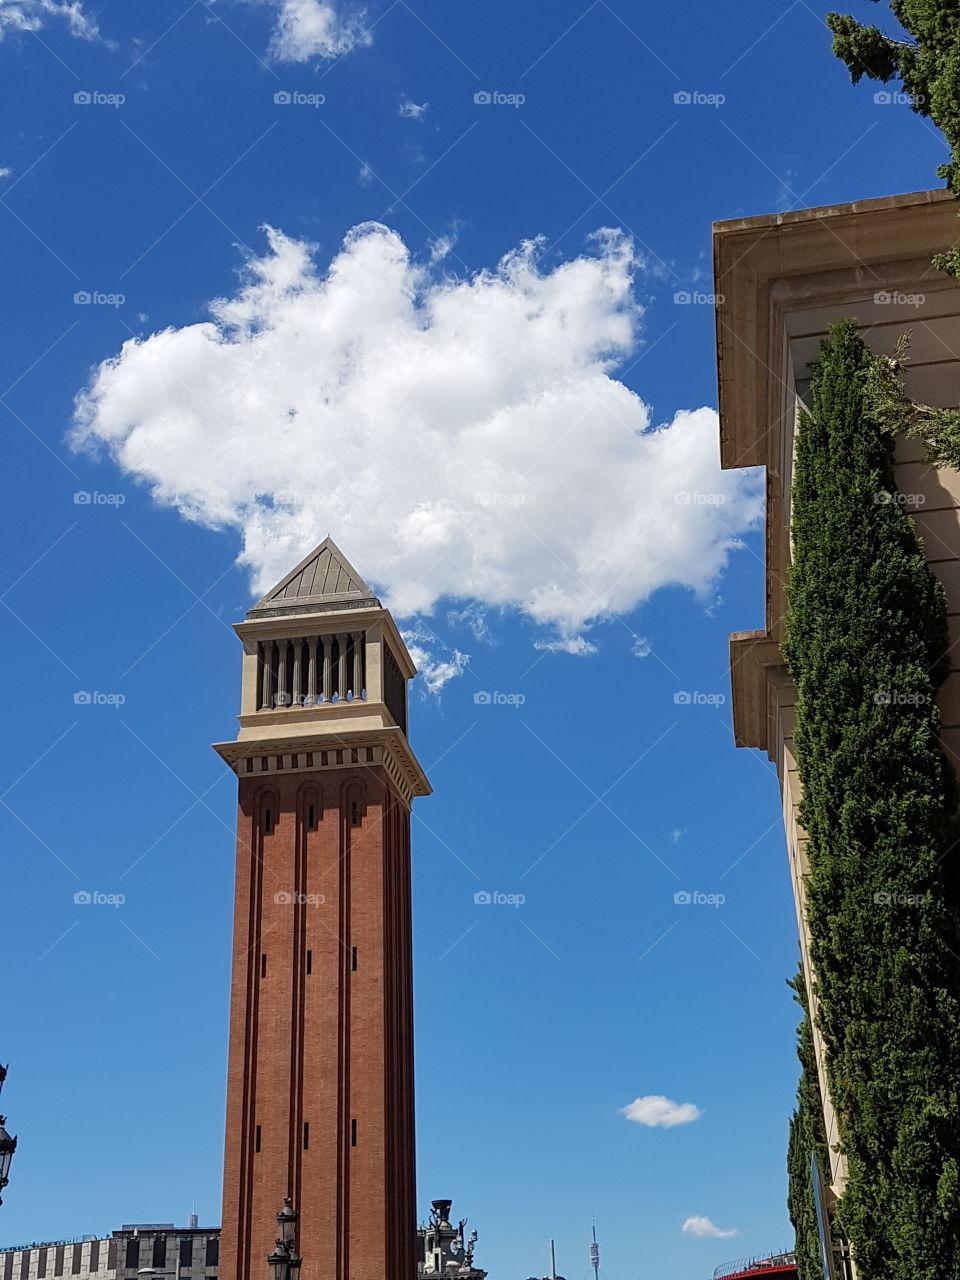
[220,764,416,1280]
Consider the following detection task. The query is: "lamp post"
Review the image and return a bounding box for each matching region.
[268,1199,301,1280]
[0,1065,17,1207]
[0,1118,16,1206]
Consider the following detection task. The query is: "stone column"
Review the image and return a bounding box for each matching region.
[307,637,318,706]
[277,641,289,708]
[340,632,350,701]
[321,635,333,703]
[353,632,364,700]
[292,641,303,706]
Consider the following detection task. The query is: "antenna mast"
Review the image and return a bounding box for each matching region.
[589,1219,600,1280]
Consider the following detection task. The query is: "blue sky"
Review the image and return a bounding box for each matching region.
[0,0,945,1277]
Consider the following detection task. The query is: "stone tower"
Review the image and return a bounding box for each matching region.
[214,539,431,1280]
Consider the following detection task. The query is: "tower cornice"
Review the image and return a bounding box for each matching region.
[212,724,431,807]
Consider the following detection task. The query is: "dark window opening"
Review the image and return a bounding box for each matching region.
[261,953,267,978]
[205,1239,219,1267]
[152,1237,166,1270]
[125,1241,140,1271]
[37,1249,47,1279]
[350,800,360,826]
[303,1122,309,1150]
[106,1244,116,1273]
[88,1244,99,1274]
[351,1118,357,1147]
[255,1124,262,1153]
[55,1247,65,1277]
[72,1246,82,1276]
[180,1238,194,1269]
[264,808,273,834]
[351,946,357,971]
[306,950,312,975]
[307,804,316,829]
[383,644,407,735]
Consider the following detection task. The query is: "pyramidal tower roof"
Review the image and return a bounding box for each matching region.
[247,537,381,619]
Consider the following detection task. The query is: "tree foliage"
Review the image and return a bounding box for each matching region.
[783,320,960,1278]
[864,331,960,469]
[826,2,960,273]
[787,969,829,1280]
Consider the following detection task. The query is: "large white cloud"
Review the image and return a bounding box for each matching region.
[0,0,97,39]
[72,223,761,645]
[620,1095,702,1128]
[266,0,370,61]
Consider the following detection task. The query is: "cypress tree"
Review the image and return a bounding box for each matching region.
[784,320,960,1278]
[787,969,829,1280]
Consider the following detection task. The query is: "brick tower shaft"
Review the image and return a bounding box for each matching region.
[215,540,430,1280]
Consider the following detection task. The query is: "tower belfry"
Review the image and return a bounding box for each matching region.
[215,538,431,1280]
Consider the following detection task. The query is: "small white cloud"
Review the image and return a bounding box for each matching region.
[632,635,651,658]
[405,644,470,696]
[681,1217,739,1240]
[267,0,370,62]
[402,623,470,695]
[671,827,686,844]
[0,167,11,179]
[534,635,598,657]
[399,95,428,120]
[447,603,492,643]
[621,1095,701,1128]
[358,161,375,185]
[429,231,457,264]
[0,0,98,40]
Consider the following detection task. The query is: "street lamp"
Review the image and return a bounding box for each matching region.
[0,1116,17,1206]
[268,1199,301,1280]
[0,1065,15,1205]
[277,1200,297,1249]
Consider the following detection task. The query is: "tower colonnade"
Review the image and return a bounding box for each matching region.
[255,632,366,709]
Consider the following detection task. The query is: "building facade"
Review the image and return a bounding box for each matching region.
[714,188,960,1229]
[0,1223,219,1280]
[214,539,431,1280]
